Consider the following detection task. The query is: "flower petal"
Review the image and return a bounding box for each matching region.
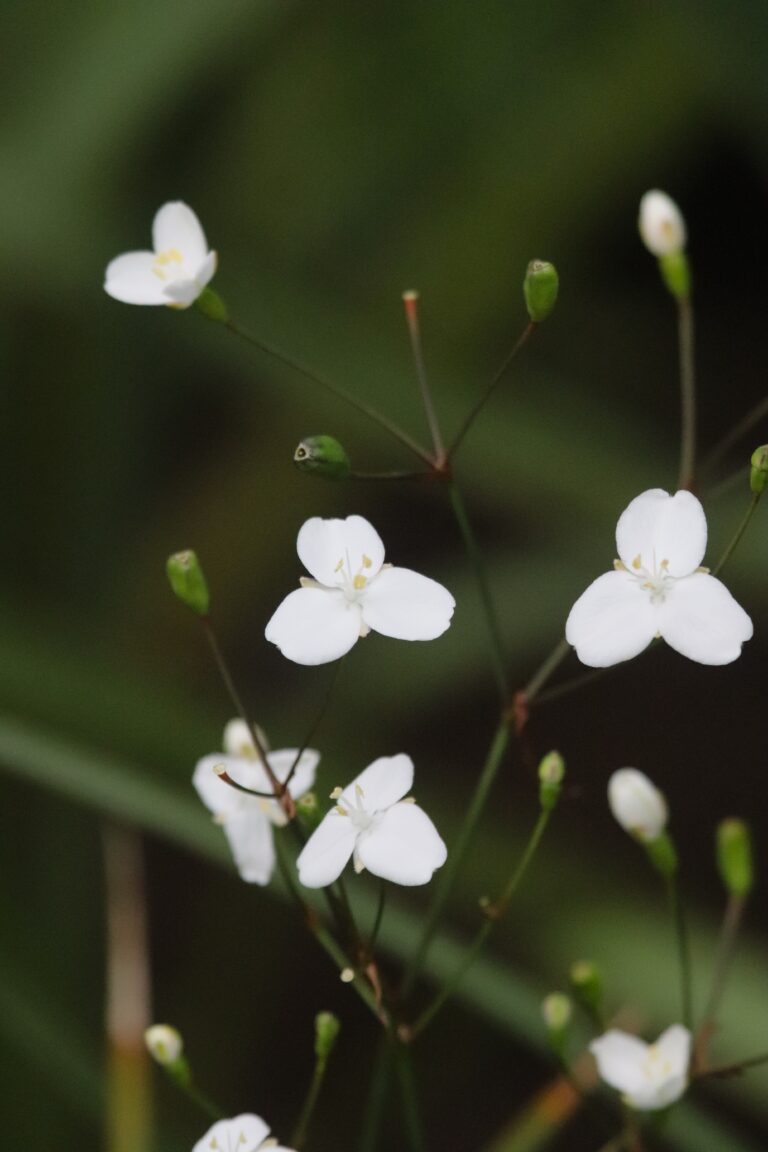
[590,1031,650,1096]
[152,201,209,265]
[658,572,753,665]
[356,802,447,885]
[297,515,385,586]
[193,1114,271,1152]
[361,566,455,640]
[223,808,275,885]
[565,570,657,667]
[342,754,414,812]
[655,1025,691,1077]
[296,811,358,888]
[265,587,362,665]
[267,748,320,799]
[162,251,218,307]
[616,489,706,577]
[193,754,245,815]
[104,251,169,305]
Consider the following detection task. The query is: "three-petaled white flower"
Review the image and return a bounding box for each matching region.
[104,201,217,308]
[565,489,753,667]
[590,1026,691,1111]
[297,754,447,888]
[608,768,668,843]
[192,1113,295,1152]
[193,719,318,886]
[265,515,455,665]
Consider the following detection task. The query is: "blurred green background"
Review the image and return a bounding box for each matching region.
[2,1,768,1148]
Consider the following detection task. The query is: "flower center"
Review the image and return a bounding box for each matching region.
[640,1044,673,1083]
[333,551,374,602]
[616,552,675,604]
[152,247,185,282]
[332,782,374,831]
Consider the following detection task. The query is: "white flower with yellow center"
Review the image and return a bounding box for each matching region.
[590,1026,691,1111]
[265,515,455,665]
[565,489,753,667]
[193,720,318,886]
[297,754,447,888]
[192,1113,294,1152]
[104,201,217,308]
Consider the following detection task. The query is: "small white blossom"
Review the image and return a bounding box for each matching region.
[194,720,318,885]
[565,489,753,668]
[144,1024,183,1066]
[265,515,455,665]
[105,201,216,308]
[297,754,447,888]
[608,769,667,842]
[590,1026,691,1111]
[638,190,686,257]
[192,1114,295,1152]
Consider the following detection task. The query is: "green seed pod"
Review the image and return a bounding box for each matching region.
[569,960,603,1015]
[195,286,229,323]
[523,260,559,322]
[717,818,753,898]
[294,436,351,480]
[166,550,210,616]
[538,750,565,812]
[659,251,691,300]
[314,1011,341,1062]
[750,445,768,495]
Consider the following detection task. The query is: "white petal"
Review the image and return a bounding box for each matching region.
[638,190,687,257]
[658,572,753,665]
[224,808,275,885]
[267,748,320,799]
[361,566,455,640]
[608,769,667,842]
[223,719,257,758]
[356,802,447,885]
[296,811,358,888]
[342,754,414,812]
[162,251,218,307]
[655,1025,692,1077]
[193,1114,271,1152]
[565,570,657,667]
[104,251,169,305]
[297,515,385,586]
[193,754,245,815]
[152,201,209,265]
[616,489,706,577]
[265,587,363,665]
[590,1031,649,1096]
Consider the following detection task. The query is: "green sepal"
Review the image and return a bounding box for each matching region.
[659,252,691,300]
[195,287,229,323]
[645,831,678,878]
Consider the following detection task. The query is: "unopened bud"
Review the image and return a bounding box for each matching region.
[539,751,565,812]
[608,769,667,843]
[195,287,229,324]
[166,550,210,616]
[145,1024,183,1067]
[750,446,768,495]
[296,791,321,830]
[542,992,571,1054]
[638,190,686,258]
[717,818,753,898]
[294,436,351,481]
[523,260,559,322]
[569,960,603,1015]
[314,1011,341,1062]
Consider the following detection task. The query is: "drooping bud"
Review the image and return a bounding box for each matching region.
[569,960,603,1016]
[539,750,565,812]
[195,286,229,324]
[542,992,572,1055]
[523,260,559,322]
[717,818,753,898]
[638,191,686,258]
[314,1011,341,1063]
[294,436,351,480]
[750,445,768,495]
[145,1024,184,1068]
[166,550,210,616]
[608,769,668,843]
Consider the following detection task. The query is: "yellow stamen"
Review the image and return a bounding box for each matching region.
[353,574,367,590]
[362,554,373,569]
[632,554,642,570]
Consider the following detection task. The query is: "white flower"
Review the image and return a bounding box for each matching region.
[296,754,447,888]
[192,1114,295,1152]
[638,190,686,257]
[565,488,753,668]
[608,769,667,842]
[144,1024,183,1066]
[265,515,455,666]
[193,720,318,885]
[104,201,217,308]
[590,1026,691,1111]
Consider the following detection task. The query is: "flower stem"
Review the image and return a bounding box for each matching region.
[394,1043,426,1152]
[448,481,509,700]
[447,321,537,459]
[368,882,387,955]
[700,393,768,478]
[224,318,434,466]
[713,491,762,577]
[666,873,693,1031]
[359,1037,395,1152]
[676,295,696,492]
[403,291,445,464]
[695,892,745,1067]
[163,1066,222,1122]
[696,1049,768,1080]
[284,657,346,789]
[521,637,571,702]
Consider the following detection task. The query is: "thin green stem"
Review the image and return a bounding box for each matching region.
[412,807,552,1037]
[284,658,346,789]
[225,318,434,466]
[697,894,745,1049]
[369,883,387,954]
[700,393,768,478]
[713,492,762,577]
[403,291,445,463]
[448,321,537,459]
[165,1067,222,1121]
[448,481,509,699]
[521,637,571,702]
[359,1038,394,1152]
[666,873,693,1030]
[676,295,696,491]
[394,1044,426,1152]
[350,469,432,482]
[291,1062,326,1150]
[697,1050,768,1080]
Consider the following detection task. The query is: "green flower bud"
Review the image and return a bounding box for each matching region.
[296,791,322,831]
[294,436,351,481]
[569,960,603,1014]
[166,550,210,616]
[750,446,768,495]
[314,1011,341,1062]
[659,251,691,301]
[538,750,565,812]
[644,830,678,878]
[523,260,559,322]
[541,992,571,1054]
[195,287,229,324]
[717,818,753,898]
